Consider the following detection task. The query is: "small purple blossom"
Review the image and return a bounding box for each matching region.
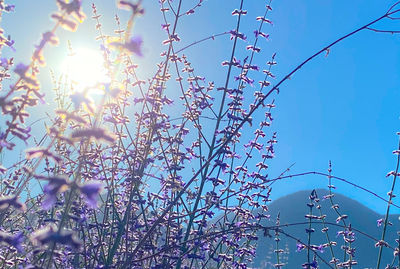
[296,242,306,252]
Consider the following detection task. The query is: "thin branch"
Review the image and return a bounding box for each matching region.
[175,32,230,54]
[366,27,400,33]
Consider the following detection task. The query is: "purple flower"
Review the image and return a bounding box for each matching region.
[0,195,26,211]
[256,16,273,25]
[79,181,102,208]
[0,165,6,174]
[51,13,78,31]
[71,128,115,143]
[110,36,143,56]
[231,9,247,16]
[0,3,15,13]
[0,57,10,68]
[377,218,384,227]
[70,91,94,111]
[296,242,306,252]
[0,132,15,150]
[26,148,62,164]
[310,259,318,268]
[41,176,70,210]
[14,63,39,86]
[33,32,59,66]
[254,30,269,39]
[3,37,15,51]
[302,260,318,269]
[56,110,87,124]
[118,0,144,14]
[229,30,246,41]
[0,231,23,252]
[31,225,81,249]
[214,159,229,172]
[56,0,85,22]
[14,62,28,76]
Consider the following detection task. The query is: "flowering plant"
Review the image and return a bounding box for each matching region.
[0,0,400,268]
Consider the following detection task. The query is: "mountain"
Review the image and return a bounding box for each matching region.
[251,189,399,268]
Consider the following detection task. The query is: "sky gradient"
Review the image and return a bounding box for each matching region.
[1,0,400,214]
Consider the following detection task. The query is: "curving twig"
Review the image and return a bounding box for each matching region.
[366,27,400,34]
[175,31,230,54]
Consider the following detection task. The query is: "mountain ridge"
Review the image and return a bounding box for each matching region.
[252,189,399,268]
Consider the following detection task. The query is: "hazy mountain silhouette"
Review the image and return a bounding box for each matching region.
[252,189,399,268]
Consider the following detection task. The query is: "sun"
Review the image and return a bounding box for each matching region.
[61,48,109,91]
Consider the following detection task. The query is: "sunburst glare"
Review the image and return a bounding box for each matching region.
[61,48,109,91]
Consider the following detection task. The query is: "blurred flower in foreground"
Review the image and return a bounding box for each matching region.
[40,175,70,210]
[71,127,115,143]
[79,181,103,208]
[14,63,39,87]
[118,0,144,15]
[56,0,85,22]
[51,13,78,32]
[0,195,26,211]
[0,28,15,51]
[33,32,59,66]
[26,147,62,164]
[0,165,6,174]
[52,0,86,32]
[0,2,15,13]
[0,231,23,252]
[109,36,143,56]
[70,91,95,112]
[31,225,81,249]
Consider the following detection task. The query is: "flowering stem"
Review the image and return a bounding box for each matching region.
[176,1,245,267]
[376,137,400,269]
[127,7,400,262]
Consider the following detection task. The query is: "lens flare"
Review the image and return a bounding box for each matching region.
[62,48,109,91]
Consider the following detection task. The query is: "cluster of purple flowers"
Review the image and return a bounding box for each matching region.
[0,0,399,268]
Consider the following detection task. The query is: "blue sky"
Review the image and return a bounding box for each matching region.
[2,0,400,214]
